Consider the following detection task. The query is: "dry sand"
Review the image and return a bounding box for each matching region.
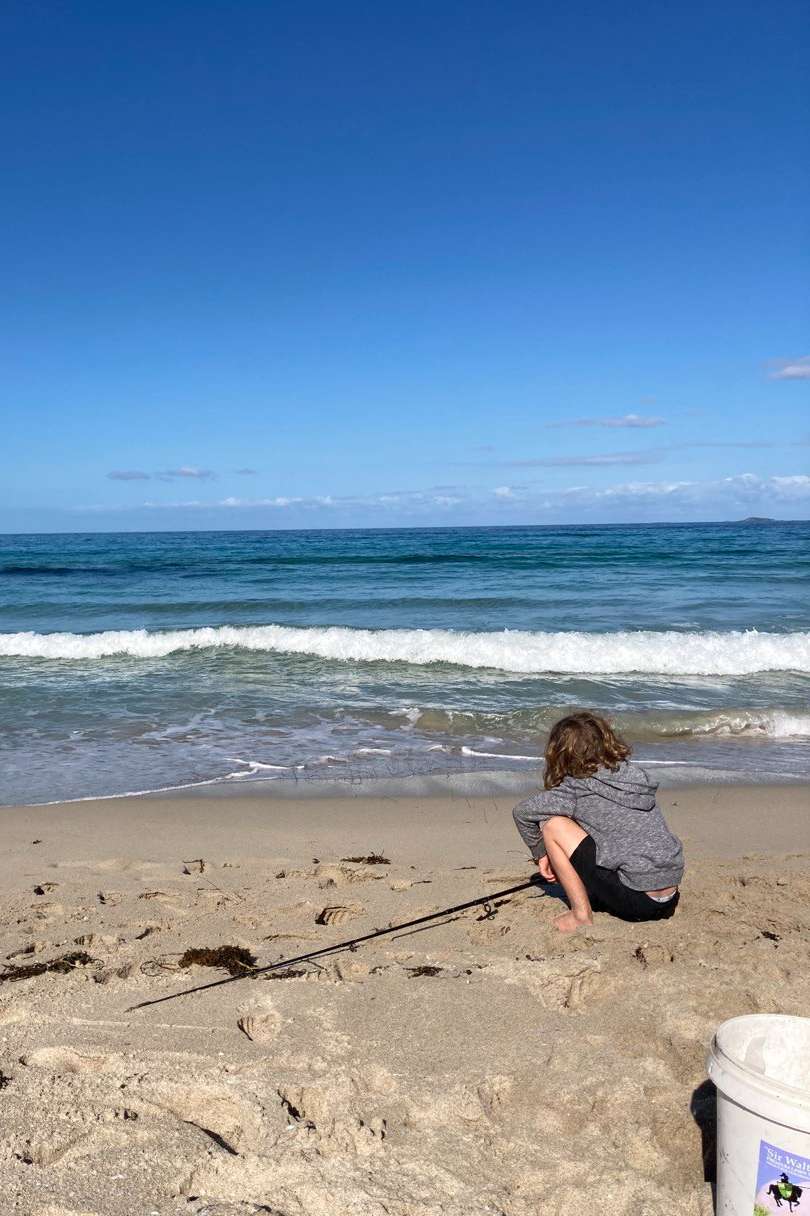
[0,784,808,1216]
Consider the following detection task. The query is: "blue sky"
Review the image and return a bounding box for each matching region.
[2,0,808,532]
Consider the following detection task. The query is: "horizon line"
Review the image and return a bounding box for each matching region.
[1,515,807,539]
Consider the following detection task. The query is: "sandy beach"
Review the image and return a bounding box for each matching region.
[0,784,806,1215]
[4,0,809,1209]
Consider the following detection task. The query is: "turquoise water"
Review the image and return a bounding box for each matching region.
[1,523,809,804]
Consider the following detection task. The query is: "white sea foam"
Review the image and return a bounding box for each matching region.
[225,758,292,774]
[768,711,810,737]
[1,623,810,676]
[676,710,810,738]
[460,746,538,761]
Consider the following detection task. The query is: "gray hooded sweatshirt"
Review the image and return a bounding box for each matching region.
[512,761,684,891]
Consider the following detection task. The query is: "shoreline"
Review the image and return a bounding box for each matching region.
[2,782,807,876]
[7,757,810,811]
[0,784,807,1214]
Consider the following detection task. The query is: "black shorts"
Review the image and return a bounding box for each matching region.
[569,835,680,922]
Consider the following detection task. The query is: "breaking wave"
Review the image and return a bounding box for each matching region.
[2,622,810,675]
[648,709,810,739]
[407,706,810,740]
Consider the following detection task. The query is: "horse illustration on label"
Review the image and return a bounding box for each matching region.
[755,1142,810,1216]
[768,1173,803,1212]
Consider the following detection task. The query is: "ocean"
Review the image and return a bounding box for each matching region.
[1,522,808,806]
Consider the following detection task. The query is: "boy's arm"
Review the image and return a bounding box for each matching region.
[512,784,577,860]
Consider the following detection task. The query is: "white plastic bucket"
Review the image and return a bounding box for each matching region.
[707,1014,810,1214]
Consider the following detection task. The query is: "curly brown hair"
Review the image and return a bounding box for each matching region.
[543,711,631,789]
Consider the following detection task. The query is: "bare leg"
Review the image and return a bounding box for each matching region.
[542,816,592,934]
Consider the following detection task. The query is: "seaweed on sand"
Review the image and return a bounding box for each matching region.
[0,950,95,983]
[341,853,391,865]
[177,946,257,976]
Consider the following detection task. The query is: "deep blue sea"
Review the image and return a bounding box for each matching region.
[1,523,809,805]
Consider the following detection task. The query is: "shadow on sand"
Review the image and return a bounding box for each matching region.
[691,1078,717,1209]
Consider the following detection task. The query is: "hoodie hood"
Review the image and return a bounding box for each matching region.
[578,761,658,811]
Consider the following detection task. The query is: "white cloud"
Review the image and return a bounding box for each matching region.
[556,473,810,510]
[494,439,784,470]
[142,499,204,509]
[157,466,216,481]
[769,474,810,497]
[769,357,810,381]
[107,466,217,483]
[509,450,661,468]
[549,413,666,429]
[73,473,810,523]
[220,496,302,508]
[591,479,692,500]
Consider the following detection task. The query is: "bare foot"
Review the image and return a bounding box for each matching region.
[554,909,593,934]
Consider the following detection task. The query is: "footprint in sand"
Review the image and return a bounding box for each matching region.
[17,1130,101,1168]
[633,942,674,968]
[563,965,603,1010]
[96,890,122,906]
[21,1046,111,1074]
[315,903,364,926]
[73,932,121,947]
[5,941,45,960]
[142,1084,263,1155]
[137,890,189,917]
[312,863,368,887]
[237,997,282,1043]
[468,920,512,944]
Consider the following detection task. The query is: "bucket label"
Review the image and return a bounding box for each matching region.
[754,1140,810,1215]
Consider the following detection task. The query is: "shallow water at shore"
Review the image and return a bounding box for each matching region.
[2,523,808,805]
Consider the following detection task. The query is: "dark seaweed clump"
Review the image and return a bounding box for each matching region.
[178,946,257,976]
[0,951,95,983]
[341,853,391,865]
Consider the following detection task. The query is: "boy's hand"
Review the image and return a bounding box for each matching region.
[537,856,557,882]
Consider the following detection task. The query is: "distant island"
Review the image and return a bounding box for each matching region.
[740,516,777,524]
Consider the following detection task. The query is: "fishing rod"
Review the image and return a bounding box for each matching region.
[127,876,541,1011]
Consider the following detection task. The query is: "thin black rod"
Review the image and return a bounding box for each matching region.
[127,878,538,1011]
